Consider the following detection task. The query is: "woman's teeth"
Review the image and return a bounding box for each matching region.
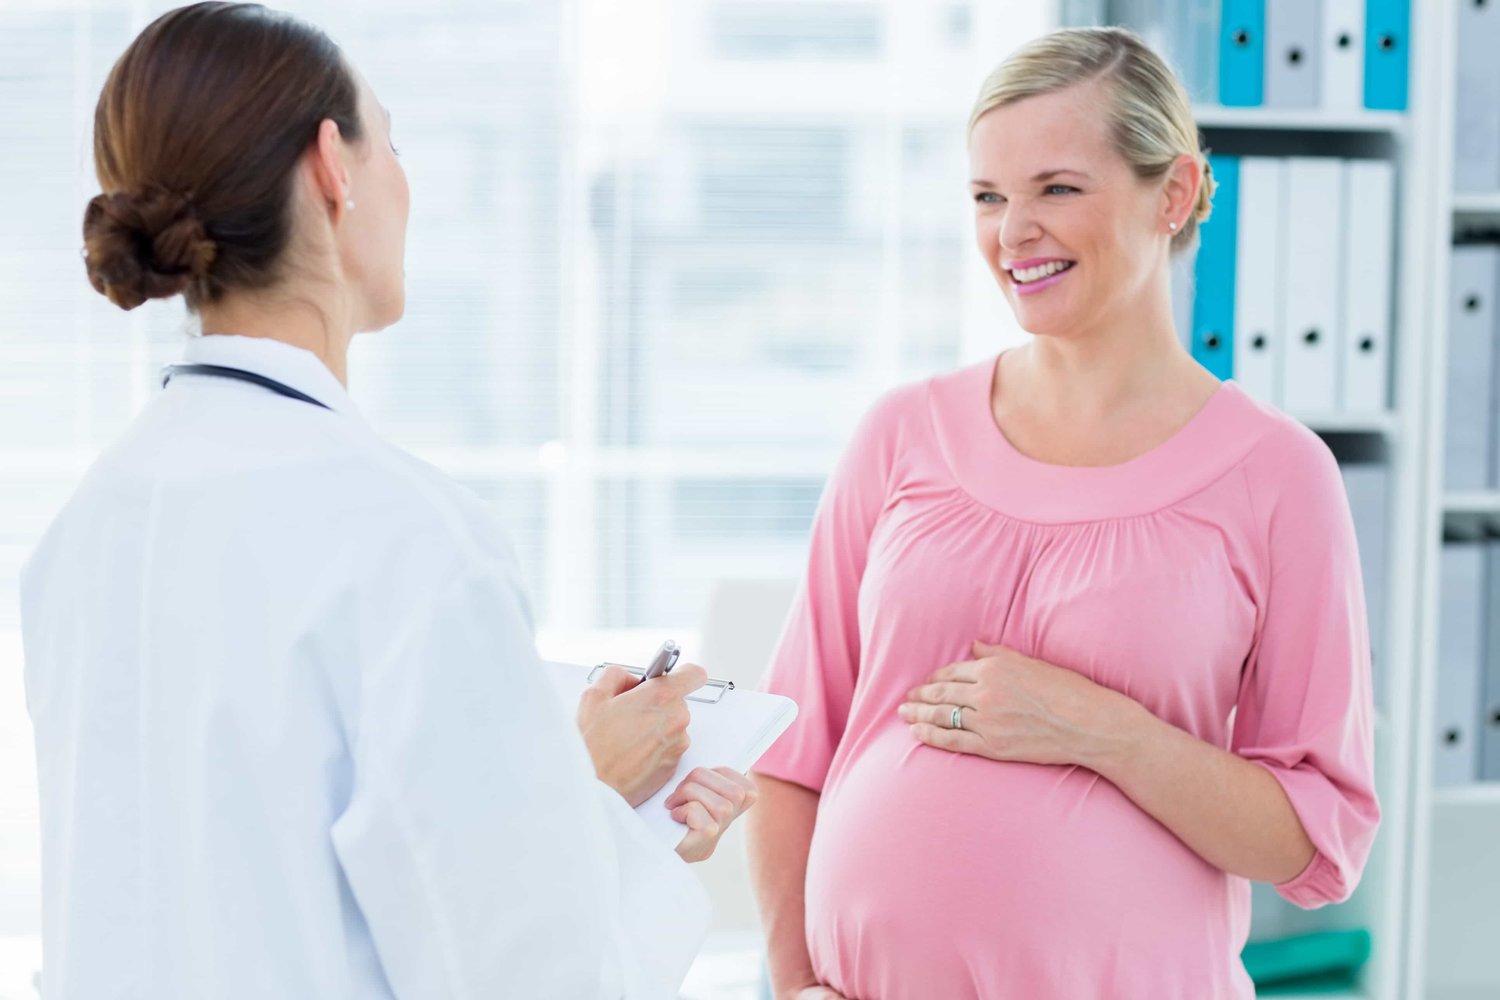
[1012,260,1074,284]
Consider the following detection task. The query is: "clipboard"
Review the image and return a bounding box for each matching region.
[544,660,798,846]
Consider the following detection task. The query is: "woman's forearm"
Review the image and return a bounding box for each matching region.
[1080,694,1316,885]
[746,773,821,999]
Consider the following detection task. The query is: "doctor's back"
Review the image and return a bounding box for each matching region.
[19,4,708,997]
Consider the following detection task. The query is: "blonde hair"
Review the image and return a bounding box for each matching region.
[969,26,1214,254]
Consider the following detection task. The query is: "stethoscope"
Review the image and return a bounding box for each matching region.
[160,364,332,411]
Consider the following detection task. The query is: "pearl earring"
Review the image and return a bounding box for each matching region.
[1168,221,1178,231]
[345,199,356,211]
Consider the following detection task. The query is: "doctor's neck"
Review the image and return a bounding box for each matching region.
[198,288,357,387]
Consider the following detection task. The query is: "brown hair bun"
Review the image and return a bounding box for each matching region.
[82,182,217,308]
[83,184,217,311]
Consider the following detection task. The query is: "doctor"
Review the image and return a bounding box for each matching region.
[20,3,753,998]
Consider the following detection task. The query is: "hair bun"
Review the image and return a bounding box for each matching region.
[82,184,217,311]
[1193,153,1217,225]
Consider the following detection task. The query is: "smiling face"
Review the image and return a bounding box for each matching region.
[969,77,1178,341]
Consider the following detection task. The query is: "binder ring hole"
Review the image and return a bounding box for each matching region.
[1252,334,1268,351]
[1444,728,1462,745]
[1359,336,1376,352]
[1492,709,1500,725]
[1337,33,1352,49]
[1204,333,1222,350]
[1378,34,1396,52]
[1233,29,1251,47]
[1303,329,1320,345]
[1466,295,1482,312]
[1288,47,1303,65]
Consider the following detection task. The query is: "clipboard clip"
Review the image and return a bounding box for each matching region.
[589,663,737,704]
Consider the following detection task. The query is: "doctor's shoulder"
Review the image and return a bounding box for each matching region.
[326,436,529,583]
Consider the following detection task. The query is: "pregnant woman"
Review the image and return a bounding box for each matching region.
[746,26,1380,1000]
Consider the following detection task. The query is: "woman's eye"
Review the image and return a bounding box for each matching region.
[1045,184,1077,195]
[975,192,1003,205]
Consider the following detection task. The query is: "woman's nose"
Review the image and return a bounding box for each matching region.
[998,202,1042,251]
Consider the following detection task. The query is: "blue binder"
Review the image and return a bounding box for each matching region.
[1363,0,1409,111]
[1219,0,1266,106]
[1190,155,1240,381]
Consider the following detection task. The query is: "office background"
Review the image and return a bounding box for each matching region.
[2,1,1498,999]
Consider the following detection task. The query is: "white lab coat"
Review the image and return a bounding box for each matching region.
[20,334,709,999]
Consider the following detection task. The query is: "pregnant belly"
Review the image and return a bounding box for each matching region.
[803,724,1251,1000]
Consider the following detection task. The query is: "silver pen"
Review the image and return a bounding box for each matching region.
[638,639,681,683]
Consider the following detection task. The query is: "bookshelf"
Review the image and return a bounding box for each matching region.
[1407,1,1500,997]
[1442,491,1500,517]
[1191,103,1406,133]
[1452,192,1500,218]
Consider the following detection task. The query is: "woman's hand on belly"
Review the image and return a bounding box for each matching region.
[898,641,1323,886]
[898,640,1136,768]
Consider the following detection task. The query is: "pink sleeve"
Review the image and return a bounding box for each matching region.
[753,389,904,793]
[1232,430,1382,909]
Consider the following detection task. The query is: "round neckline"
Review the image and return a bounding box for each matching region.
[985,351,1231,474]
[926,354,1269,524]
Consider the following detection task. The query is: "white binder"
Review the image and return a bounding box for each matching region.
[1494,301,1500,490]
[1444,246,1499,492]
[1112,0,1169,54]
[1454,0,1500,193]
[546,660,798,846]
[1280,158,1344,413]
[1483,540,1500,781]
[1339,159,1395,413]
[1436,541,1485,787]
[1233,157,1283,404]
[1341,461,1389,710]
[1174,0,1222,104]
[1321,0,1364,112]
[1265,0,1322,110]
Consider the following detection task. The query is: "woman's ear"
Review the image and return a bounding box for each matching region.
[1161,153,1201,231]
[307,118,352,220]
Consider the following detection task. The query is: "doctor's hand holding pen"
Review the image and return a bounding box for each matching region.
[576,645,757,862]
[577,661,705,807]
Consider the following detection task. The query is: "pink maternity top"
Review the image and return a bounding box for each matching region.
[756,357,1381,1000]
